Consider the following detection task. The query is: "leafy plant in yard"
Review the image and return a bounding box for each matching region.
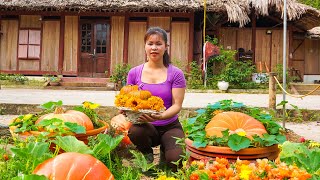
[182,99,286,151]
[0,136,54,179]
[186,61,203,89]
[279,141,320,180]
[109,63,131,85]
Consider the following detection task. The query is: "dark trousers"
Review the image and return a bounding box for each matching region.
[128,120,185,170]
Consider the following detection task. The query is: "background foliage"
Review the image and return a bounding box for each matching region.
[299,0,320,9]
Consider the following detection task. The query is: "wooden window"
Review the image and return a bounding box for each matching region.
[18,29,41,59]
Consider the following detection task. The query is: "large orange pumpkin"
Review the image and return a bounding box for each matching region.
[36,107,94,131]
[120,85,139,95]
[33,152,114,180]
[205,111,267,139]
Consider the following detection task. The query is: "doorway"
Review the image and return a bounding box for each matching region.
[79,20,110,77]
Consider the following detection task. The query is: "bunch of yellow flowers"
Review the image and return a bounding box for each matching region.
[115,85,165,112]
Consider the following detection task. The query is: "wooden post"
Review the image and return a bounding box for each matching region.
[269,72,277,110]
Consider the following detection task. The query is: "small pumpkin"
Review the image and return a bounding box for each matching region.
[33,152,114,180]
[36,107,94,131]
[120,85,139,95]
[110,114,132,146]
[128,90,152,100]
[110,114,132,132]
[205,111,267,139]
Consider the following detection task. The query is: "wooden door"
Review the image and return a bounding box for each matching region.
[79,22,110,77]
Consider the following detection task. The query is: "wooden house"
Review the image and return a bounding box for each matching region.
[199,0,320,83]
[0,0,197,78]
[0,0,320,83]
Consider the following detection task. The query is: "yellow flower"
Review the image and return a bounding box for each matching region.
[23,114,33,121]
[156,175,167,180]
[308,141,320,148]
[235,129,247,136]
[156,175,177,180]
[83,101,100,109]
[239,164,252,180]
[166,178,177,180]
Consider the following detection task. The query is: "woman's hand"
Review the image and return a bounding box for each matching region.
[138,112,163,123]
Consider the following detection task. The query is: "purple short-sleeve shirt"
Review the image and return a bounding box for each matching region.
[126,64,186,126]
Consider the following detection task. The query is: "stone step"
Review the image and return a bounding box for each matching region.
[45,77,117,90]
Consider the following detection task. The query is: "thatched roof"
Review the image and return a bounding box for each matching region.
[1,0,319,30]
[306,27,320,39]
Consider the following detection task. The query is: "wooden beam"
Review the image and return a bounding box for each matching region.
[251,12,256,63]
[123,13,129,64]
[288,23,293,67]
[188,11,194,71]
[58,15,65,74]
[1,10,192,18]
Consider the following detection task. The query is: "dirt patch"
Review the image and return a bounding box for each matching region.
[285,129,303,143]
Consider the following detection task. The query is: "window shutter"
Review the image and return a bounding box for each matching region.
[18,29,41,59]
[28,45,40,59]
[29,30,41,44]
[18,45,28,59]
[19,30,28,44]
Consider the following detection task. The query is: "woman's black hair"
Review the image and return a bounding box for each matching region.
[144,27,171,67]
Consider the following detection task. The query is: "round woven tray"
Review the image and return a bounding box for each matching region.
[117,107,163,124]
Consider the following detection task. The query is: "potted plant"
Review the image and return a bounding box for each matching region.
[109,64,131,91]
[217,71,232,91]
[9,101,109,144]
[48,76,61,86]
[182,100,286,161]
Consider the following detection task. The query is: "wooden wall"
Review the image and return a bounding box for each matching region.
[255,29,271,72]
[149,17,171,54]
[219,28,290,73]
[219,28,237,50]
[219,28,252,51]
[270,30,289,71]
[63,16,78,73]
[41,21,60,72]
[149,17,170,31]
[304,39,320,75]
[291,39,305,76]
[20,15,41,28]
[128,21,147,68]
[0,20,18,70]
[110,16,125,74]
[171,22,189,63]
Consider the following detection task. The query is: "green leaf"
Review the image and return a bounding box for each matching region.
[12,174,48,180]
[277,100,288,107]
[280,141,320,177]
[276,134,287,144]
[64,122,86,134]
[53,136,93,154]
[195,109,206,115]
[232,102,245,108]
[192,139,207,148]
[130,150,155,172]
[10,141,53,170]
[187,117,198,124]
[93,134,123,157]
[36,118,63,126]
[228,134,251,151]
[207,102,221,109]
[262,134,278,146]
[39,100,63,110]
